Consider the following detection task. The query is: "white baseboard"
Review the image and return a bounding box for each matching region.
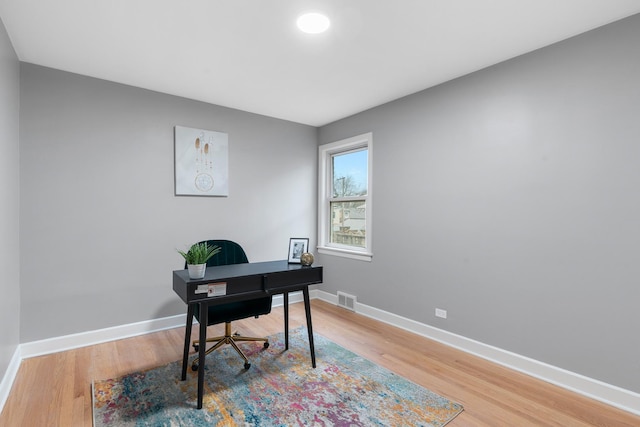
[20,314,187,359]
[3,288,637,418]
[18,292,302,360]
[314,289,640,416]
[0,346,21,415]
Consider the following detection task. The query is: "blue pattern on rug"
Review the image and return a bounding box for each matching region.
[93,328,463,426]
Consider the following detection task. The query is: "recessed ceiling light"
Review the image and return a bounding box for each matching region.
[296,12,330,34]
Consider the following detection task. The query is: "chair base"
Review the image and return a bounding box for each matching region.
[191,322,269,370]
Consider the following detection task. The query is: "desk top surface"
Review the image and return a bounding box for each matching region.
[173,259,322,284]
[173,260,323,304]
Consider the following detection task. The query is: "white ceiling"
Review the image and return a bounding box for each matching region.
[1,1,639,126]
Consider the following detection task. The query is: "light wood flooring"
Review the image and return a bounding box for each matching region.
[1,300,639,426]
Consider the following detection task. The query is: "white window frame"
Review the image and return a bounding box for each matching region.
[317,132,373,262]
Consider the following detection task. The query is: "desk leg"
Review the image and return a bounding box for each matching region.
[197,302,207,410]
[283,292,289,350]
[181,304,194,381]
[303,286,316,368]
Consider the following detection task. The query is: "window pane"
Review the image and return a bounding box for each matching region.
[330,200,366,248]
[332,149,367,197]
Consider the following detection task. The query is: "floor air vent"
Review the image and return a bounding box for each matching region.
[337,291,357,311]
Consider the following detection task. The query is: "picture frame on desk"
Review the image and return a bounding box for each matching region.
[288,238,309,263]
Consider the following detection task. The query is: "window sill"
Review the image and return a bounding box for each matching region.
[317,246,373,262]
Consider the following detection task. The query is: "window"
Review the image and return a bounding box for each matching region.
[318,133,372,261]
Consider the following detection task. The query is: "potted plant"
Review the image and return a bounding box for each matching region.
[177,242,221,279]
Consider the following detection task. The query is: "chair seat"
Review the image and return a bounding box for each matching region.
[204,297,272,325]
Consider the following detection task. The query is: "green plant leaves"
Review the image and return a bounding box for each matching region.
[177,242,221,265]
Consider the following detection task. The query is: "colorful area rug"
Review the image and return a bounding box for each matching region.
[93,327,463,426]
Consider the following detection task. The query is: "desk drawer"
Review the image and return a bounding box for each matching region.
[265,267,323,293]
[174,274,264,303]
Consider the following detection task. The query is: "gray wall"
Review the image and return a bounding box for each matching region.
[0,17,20,383]
[318,14,640,392]
[19,64,317,342]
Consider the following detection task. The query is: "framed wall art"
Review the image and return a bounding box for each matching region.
[174,125,229,196]
[288,238,309,263]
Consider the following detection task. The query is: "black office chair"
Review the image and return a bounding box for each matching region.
[189,240,272,371]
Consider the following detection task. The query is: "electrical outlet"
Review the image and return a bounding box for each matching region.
[435,308,447,319]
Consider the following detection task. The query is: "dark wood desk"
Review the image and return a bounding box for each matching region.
[172,260,323,409]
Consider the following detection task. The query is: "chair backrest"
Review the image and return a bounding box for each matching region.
[205,240,249,267]
[183,239,249,269]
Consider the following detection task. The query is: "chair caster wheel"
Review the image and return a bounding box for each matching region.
[263,342,269,349]
[191,363,198,371]
[244,362,251,370]
[193,344,199,352]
